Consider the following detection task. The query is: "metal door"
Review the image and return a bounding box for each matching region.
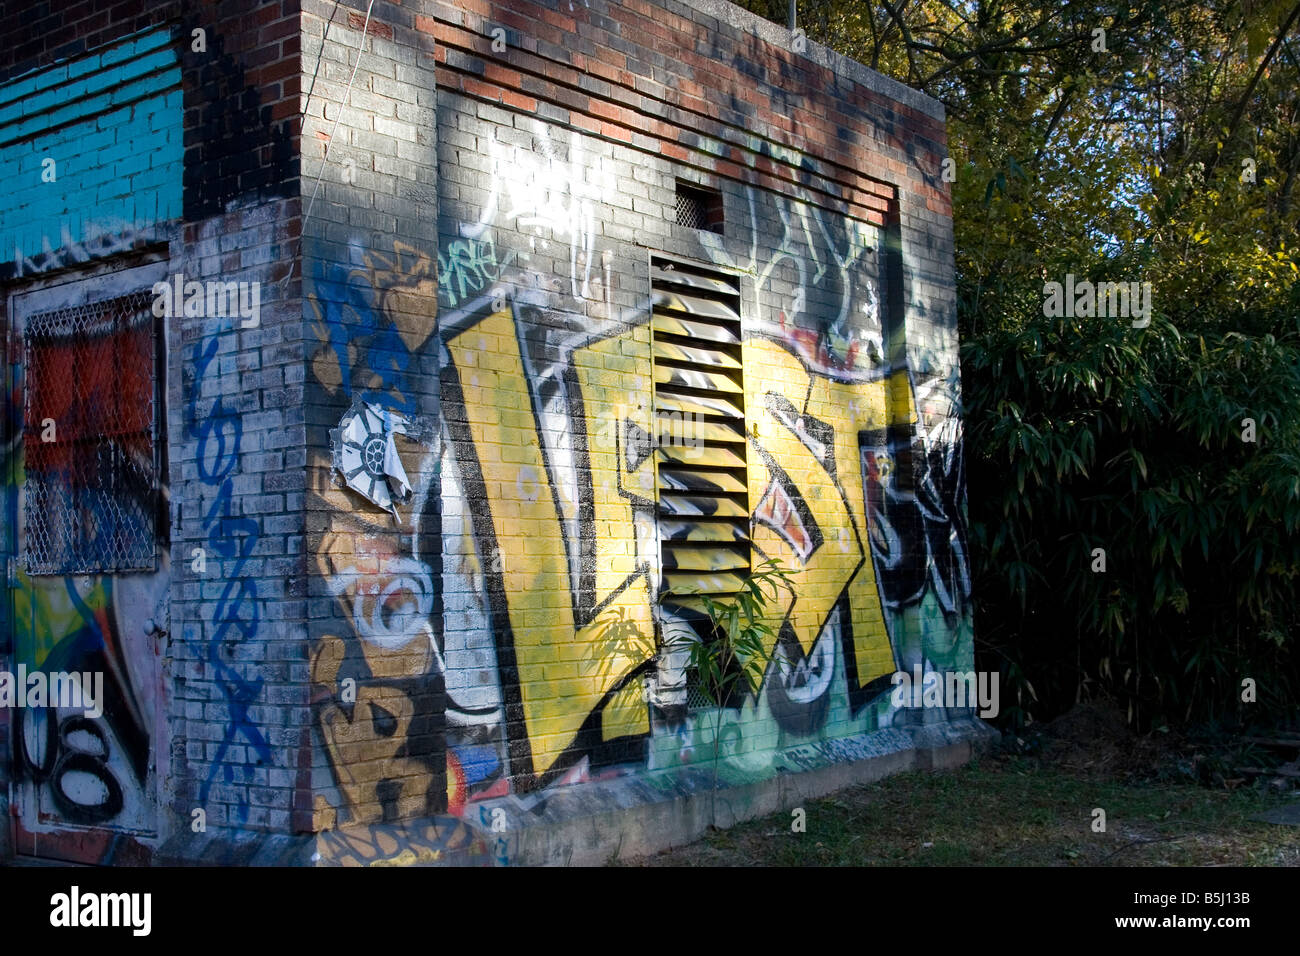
[5,262,170,863]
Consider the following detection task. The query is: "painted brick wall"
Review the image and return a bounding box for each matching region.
[168,0,305,849]
[0,1,304,863]
[2,0,965,866]
[0,26,182,280]
[298,1,443,841]
[298,0,969,864]
[169,192,305,844]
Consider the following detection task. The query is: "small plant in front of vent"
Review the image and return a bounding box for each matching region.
[663,558,795,828]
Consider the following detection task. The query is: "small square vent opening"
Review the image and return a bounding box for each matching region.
[675,180,724,234]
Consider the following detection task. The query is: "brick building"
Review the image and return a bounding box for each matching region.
[0,0,984,866]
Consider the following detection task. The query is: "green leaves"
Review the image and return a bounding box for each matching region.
[664,560,795,707]
[660,560,796,823]
[964,296,1300,728]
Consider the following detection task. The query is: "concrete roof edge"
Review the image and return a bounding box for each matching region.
[681,0,947,124]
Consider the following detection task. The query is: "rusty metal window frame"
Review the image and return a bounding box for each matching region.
[21,289,161,575]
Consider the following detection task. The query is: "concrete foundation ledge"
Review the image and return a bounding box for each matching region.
[151,717,997,866]
[482,716,998,866]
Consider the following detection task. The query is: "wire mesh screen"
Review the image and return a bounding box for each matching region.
[23,290,158,574]
[674,182,723,233]
[675,188,706,230]
[685,674,715,711]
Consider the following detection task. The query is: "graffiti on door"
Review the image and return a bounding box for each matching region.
[7,298,167,837]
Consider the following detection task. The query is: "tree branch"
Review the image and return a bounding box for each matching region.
[1209,2,1300,178]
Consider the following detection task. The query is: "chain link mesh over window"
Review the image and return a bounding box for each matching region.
[23,290,158,574]
[674,181,724,233]
[675,189,706,230]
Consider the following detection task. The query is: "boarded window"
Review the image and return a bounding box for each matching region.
[23,291,159,574]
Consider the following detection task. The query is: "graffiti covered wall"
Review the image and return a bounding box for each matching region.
[300,0,971,863]
[2,1,305,865]
[0,27,182,281]
[0,0,968,867]
[0,24,182,860]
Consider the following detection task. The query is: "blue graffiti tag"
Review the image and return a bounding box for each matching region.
[310,259,421,414]
[186,327,273,819]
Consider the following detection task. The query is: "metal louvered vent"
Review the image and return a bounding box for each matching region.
[651,258,749,599]
[23,291,159,574]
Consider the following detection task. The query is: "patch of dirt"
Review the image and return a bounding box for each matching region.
[1026,700,1185,781]
[1040,700,1131,745]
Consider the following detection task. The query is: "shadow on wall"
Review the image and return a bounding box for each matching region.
[303,117,970,845]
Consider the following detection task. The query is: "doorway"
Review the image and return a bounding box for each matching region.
[5,261,170,864]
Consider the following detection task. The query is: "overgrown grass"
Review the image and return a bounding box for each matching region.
[629,756,1300,866]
